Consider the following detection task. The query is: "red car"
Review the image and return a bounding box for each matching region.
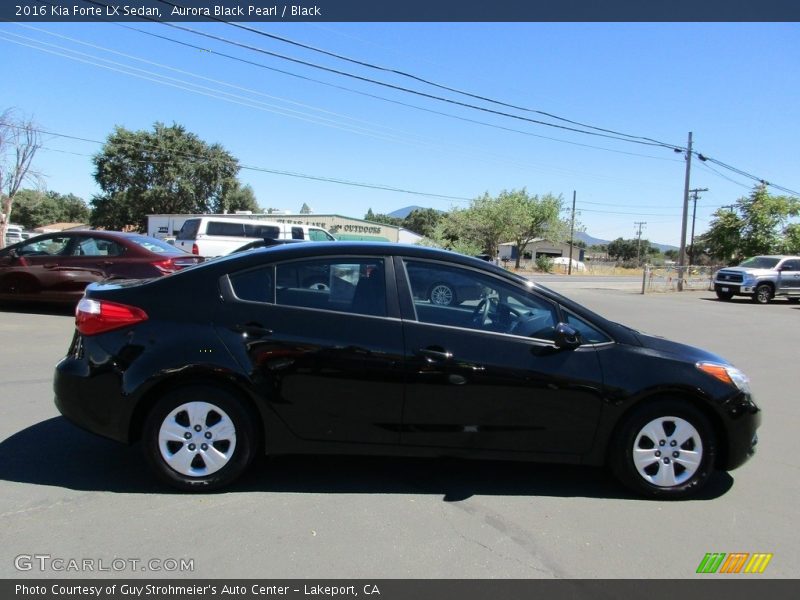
[0,230,203,304]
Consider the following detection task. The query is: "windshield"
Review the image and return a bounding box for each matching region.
[739,257,780,269]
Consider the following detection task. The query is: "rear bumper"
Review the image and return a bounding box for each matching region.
[54,354,132,444]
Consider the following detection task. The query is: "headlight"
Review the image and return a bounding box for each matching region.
[743,275,756,285]
[696,362,751,393]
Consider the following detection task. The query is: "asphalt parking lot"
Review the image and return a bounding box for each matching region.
[0,286,797,579]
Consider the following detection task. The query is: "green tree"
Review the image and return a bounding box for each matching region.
[12,189,90,229]
[91,123,240,231]
[368,213,403,227]
[364,208,376,221]
[402,208,442,237]
[698,185,799,264]
[299,202,312,214]
[501,189,566,268]
[224,183,260,213]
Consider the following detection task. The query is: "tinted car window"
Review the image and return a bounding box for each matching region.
[404,260,558,340]
[231,267,275,303]
[73,237,125,257]
[176,219,200,240]
[564,311,611,344]
[291,227,305,240]
[780,259,800,271]
[244,223,280,239]
[128,236,181,254]
[276,258,386,317]
[16,236,71,256]
[207,221,246,237]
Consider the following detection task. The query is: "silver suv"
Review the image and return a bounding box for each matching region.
[714,255,800,304]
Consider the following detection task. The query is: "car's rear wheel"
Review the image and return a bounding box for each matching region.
[752,284,773,304]
[715,290,734,301]
[0,274,39,295]
[143,386,258,491]
[610,400,716,499]
[429,282,456,306]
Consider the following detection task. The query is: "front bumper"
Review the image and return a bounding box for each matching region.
[714,282,755,295]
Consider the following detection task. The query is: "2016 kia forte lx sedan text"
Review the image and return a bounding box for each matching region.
[53,243,760,498]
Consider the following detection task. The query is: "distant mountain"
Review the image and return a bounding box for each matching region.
[575,231,677,252]
[387,205,429,219]
[575,231,609,247]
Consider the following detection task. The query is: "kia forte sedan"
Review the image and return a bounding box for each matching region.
[53,243,760,498]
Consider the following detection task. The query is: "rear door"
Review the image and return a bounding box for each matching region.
[778,258,800,295]
[215,254,406,445]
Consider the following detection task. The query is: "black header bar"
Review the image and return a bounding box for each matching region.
[3,0,800,23]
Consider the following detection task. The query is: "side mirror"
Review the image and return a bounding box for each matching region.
[554,323,582,350]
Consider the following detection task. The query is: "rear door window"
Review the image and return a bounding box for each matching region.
[275,258,386,316]
[206,221,246,237]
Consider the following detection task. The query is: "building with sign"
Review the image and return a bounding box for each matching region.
[146,213,424,244]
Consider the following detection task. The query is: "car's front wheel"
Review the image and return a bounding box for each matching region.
[142,386,259,491]
[610,400,716,499]
[752,283,773,304]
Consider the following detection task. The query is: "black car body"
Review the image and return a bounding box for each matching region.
[54,243,760,498]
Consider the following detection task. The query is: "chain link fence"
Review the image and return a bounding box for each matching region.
[642,265,719,293]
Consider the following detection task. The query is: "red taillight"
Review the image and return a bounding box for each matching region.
[192,243,199,255]
[76,298,148,336]
[152,258,178,274]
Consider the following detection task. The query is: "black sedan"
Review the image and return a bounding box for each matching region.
[54,243,760,498]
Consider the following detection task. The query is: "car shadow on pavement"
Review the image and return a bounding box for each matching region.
[0,417,734,501]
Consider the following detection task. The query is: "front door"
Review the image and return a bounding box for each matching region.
[398,259,605,456]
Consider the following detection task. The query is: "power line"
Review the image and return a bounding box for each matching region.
[11,124,475,202]
[78,1,677,149]
[156,0,682,149]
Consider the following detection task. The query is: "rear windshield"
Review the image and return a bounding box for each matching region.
[129,236,187,254]
[176,219,201,240]
[739,257,780,269]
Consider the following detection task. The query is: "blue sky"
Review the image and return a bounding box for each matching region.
[1,21,798,246]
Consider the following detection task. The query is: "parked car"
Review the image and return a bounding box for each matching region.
[54,242,760,498]
[4,224,24,246]
[175,217,336,257]
[713,255,800,303]
[0,231,203,304]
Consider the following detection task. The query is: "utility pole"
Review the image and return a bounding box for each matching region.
[568,190,576,275]
[634,221,647,265]
[688,187,708,264]
[677,131,693,291]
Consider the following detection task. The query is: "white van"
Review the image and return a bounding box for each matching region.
[175,217,336,256]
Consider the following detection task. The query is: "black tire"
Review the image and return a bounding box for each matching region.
[715,290,734,301]
[610,399,717,499]
[142,385,259,492]
[752,283,773,304]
